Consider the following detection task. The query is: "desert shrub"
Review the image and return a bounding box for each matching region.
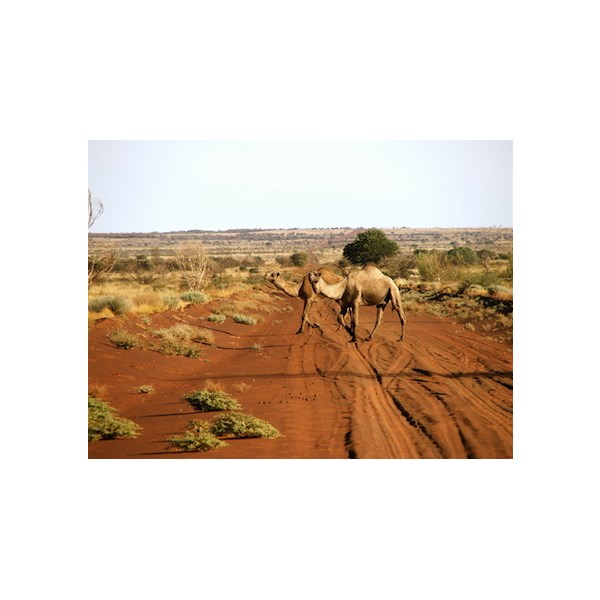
[150,325,209,357]
[290,251,308,267]
[88,395,142,442]
[168,421,227,452]
[275,255,291,266]
[163,295,182,309]
[89,295,132,315]
[153,324,204,341]
[210,413,281,439]
[107,329,140,349]
[232,314,258,325]
[446,246,477,266]
[416,251,447,282]
[212,256,240,270]
[459,270,503,291]
[89,296,110,313]
[180,291,209,303]
[183,389,242,412]
[153,339,203,358]
[381,253,417,278]
[207,313,226,324]
[476,249,496,264]
[132,291,164,307]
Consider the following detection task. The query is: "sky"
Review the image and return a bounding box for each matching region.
[88,140,512,232]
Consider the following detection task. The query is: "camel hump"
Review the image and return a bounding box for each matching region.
[319,267,344,284]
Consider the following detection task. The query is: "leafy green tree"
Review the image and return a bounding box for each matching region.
[342,229,398,265]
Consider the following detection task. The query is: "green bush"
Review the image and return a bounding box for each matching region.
[343,229,398,265]
[183,389,242,412]
[163,295,181,309]
[88,395,142,442]
[150,324,209,357]
[210,413,281,439]
[232,314,258,325]
[168,421,227,452]
[446,246,477,266]
[151,339,203,358]
[107,329,140,349]
[180,292,209,303]
[207,313,226,323]
[290,252,308,267]
[89,295,133,315]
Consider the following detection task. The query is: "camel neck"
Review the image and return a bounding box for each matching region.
[272,278,302,297]
[316,277,347,299]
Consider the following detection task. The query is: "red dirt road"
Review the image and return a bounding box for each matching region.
[88,292,512,459]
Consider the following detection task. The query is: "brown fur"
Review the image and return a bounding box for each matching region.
[308,264,407,342]
[265,268,344,334]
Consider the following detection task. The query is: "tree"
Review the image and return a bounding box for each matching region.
[172,242,209,291]
[342,229,398,265]
[88,189,116,286]
[88,189,104,228]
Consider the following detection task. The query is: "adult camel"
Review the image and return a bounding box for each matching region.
[265,268,344,334]
[308,263,407,342]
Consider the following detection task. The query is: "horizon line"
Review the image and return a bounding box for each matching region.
[89,224,513,235]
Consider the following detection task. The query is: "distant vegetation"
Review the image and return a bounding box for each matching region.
[88,226,512,342]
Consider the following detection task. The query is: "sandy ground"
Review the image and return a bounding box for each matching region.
[88,290,512,459]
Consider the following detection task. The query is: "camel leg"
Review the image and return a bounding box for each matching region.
[298,298,317,334]
[366,304,385,341]
[350,301,360,342]
[392,299,407,341]
[395,307,407,340]
[338,306,352,333]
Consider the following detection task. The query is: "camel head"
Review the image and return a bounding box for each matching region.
[307,271,322,290]
[265,271,281,283]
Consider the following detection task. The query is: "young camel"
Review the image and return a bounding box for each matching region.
[265,268,344,334]
[308,263,407,342]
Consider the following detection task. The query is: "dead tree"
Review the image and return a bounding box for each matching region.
[172,242,209,292]
[88,189,116,286]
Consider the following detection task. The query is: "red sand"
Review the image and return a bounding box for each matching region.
[88,291,512,459]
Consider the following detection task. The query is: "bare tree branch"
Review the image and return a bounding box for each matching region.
[88,189,104,229]
[172,242,209,291]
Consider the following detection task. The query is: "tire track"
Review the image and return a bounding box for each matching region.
[282,301,512,459]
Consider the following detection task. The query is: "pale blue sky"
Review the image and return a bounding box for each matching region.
[88,140,512,232]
